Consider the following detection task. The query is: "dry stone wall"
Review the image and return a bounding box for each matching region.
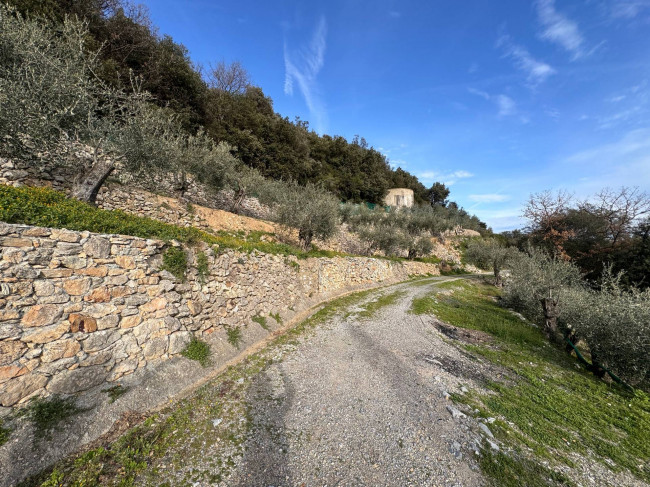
[0,223,439,408]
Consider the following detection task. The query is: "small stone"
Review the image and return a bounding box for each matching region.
[22,322,69,344]
[0,340,27,366]
[42,339,81,363]
[51,229,80,243]
[446,405,466,419]
[2,237,33,248]
[0,365,27,381]
[479,423,494,438]
[33,280,56,297]
[120,313,142,329]
[141,297,167,313]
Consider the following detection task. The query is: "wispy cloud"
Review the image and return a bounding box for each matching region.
[496,95,516,117]
[468,88,521,119]
[497,35,556,85]
[536,0,585,59]
[611,1,650,19]
[468,193,511,203]
[417,170,473,186]
[284,16,328,133]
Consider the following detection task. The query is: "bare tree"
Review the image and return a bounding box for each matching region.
[207,61,251,94]
[523,190,574,259]
[579,187,650,247]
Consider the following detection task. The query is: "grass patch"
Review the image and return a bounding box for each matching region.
[160,246,187,281]
[102,385,129,403]
[270,312,282,324]
[0,418,10,446]
[252,315,269,330]
[24,396,82,440]
[422,279,650,485]
[181,338,211,367]
[0,185,343,260]
[225,326,243,348]
[356,291,405,319]
[195,250,209,284]
[479,449,576,487]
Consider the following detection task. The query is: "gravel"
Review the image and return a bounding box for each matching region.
[221,277,487,486]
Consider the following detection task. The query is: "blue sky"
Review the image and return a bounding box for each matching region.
[140,0,650,231]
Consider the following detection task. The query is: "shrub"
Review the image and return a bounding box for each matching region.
[161,246,187,281]
[24,395,82,439]
[180,338,211,367]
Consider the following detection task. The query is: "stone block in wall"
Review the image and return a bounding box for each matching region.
[47,365,108,395]
[41,339,80,363]
[22,322,69,344]
[82,330,120,353]
[0,340,27,366]
[0,373,48,406]
[168,331,192,355]
[143,336,168,360]
[83,237,110,259]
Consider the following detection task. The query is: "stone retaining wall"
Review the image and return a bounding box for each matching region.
[0,223,439,408]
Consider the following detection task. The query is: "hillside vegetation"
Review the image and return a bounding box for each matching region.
[4,0,460,206]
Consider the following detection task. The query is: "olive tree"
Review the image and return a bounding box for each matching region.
[503,247,583,344]
[465,238,518,286]
[0,6,234,202]
[269,181,340,250]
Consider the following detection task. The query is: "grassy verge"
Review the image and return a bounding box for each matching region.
[413,280,650,485]
[0,185,342,259]
[18,286,381,487]
[354,290,405,319]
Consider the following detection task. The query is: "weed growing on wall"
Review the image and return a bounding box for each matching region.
[102,385,129,403]
[0,419,10,446]
[270,312,282,324]
[226,327,243,348]
[196,251,209,284]
[161,247,187,281]
[24,396,82,440]
[181,338,211,367]
[252,315,269,330]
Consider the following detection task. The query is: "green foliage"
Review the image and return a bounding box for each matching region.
[102,385,129,403]
[252,315,269,330]
[195,251,209,284]
[427,281,650,483]
[504,250,650,387]
[464,238,519,284]
[269,312,282,324]
[181,338,211,367]
[0,185,343,260]
[263,181,340,250]
[161,247,187,281]
[0,418,10,446]
[480,449,576,487]
[25,396,82,440]
[226,327,243,348]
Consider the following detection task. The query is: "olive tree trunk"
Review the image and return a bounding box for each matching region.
[70,157,115,204]
[540,297,562,344]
